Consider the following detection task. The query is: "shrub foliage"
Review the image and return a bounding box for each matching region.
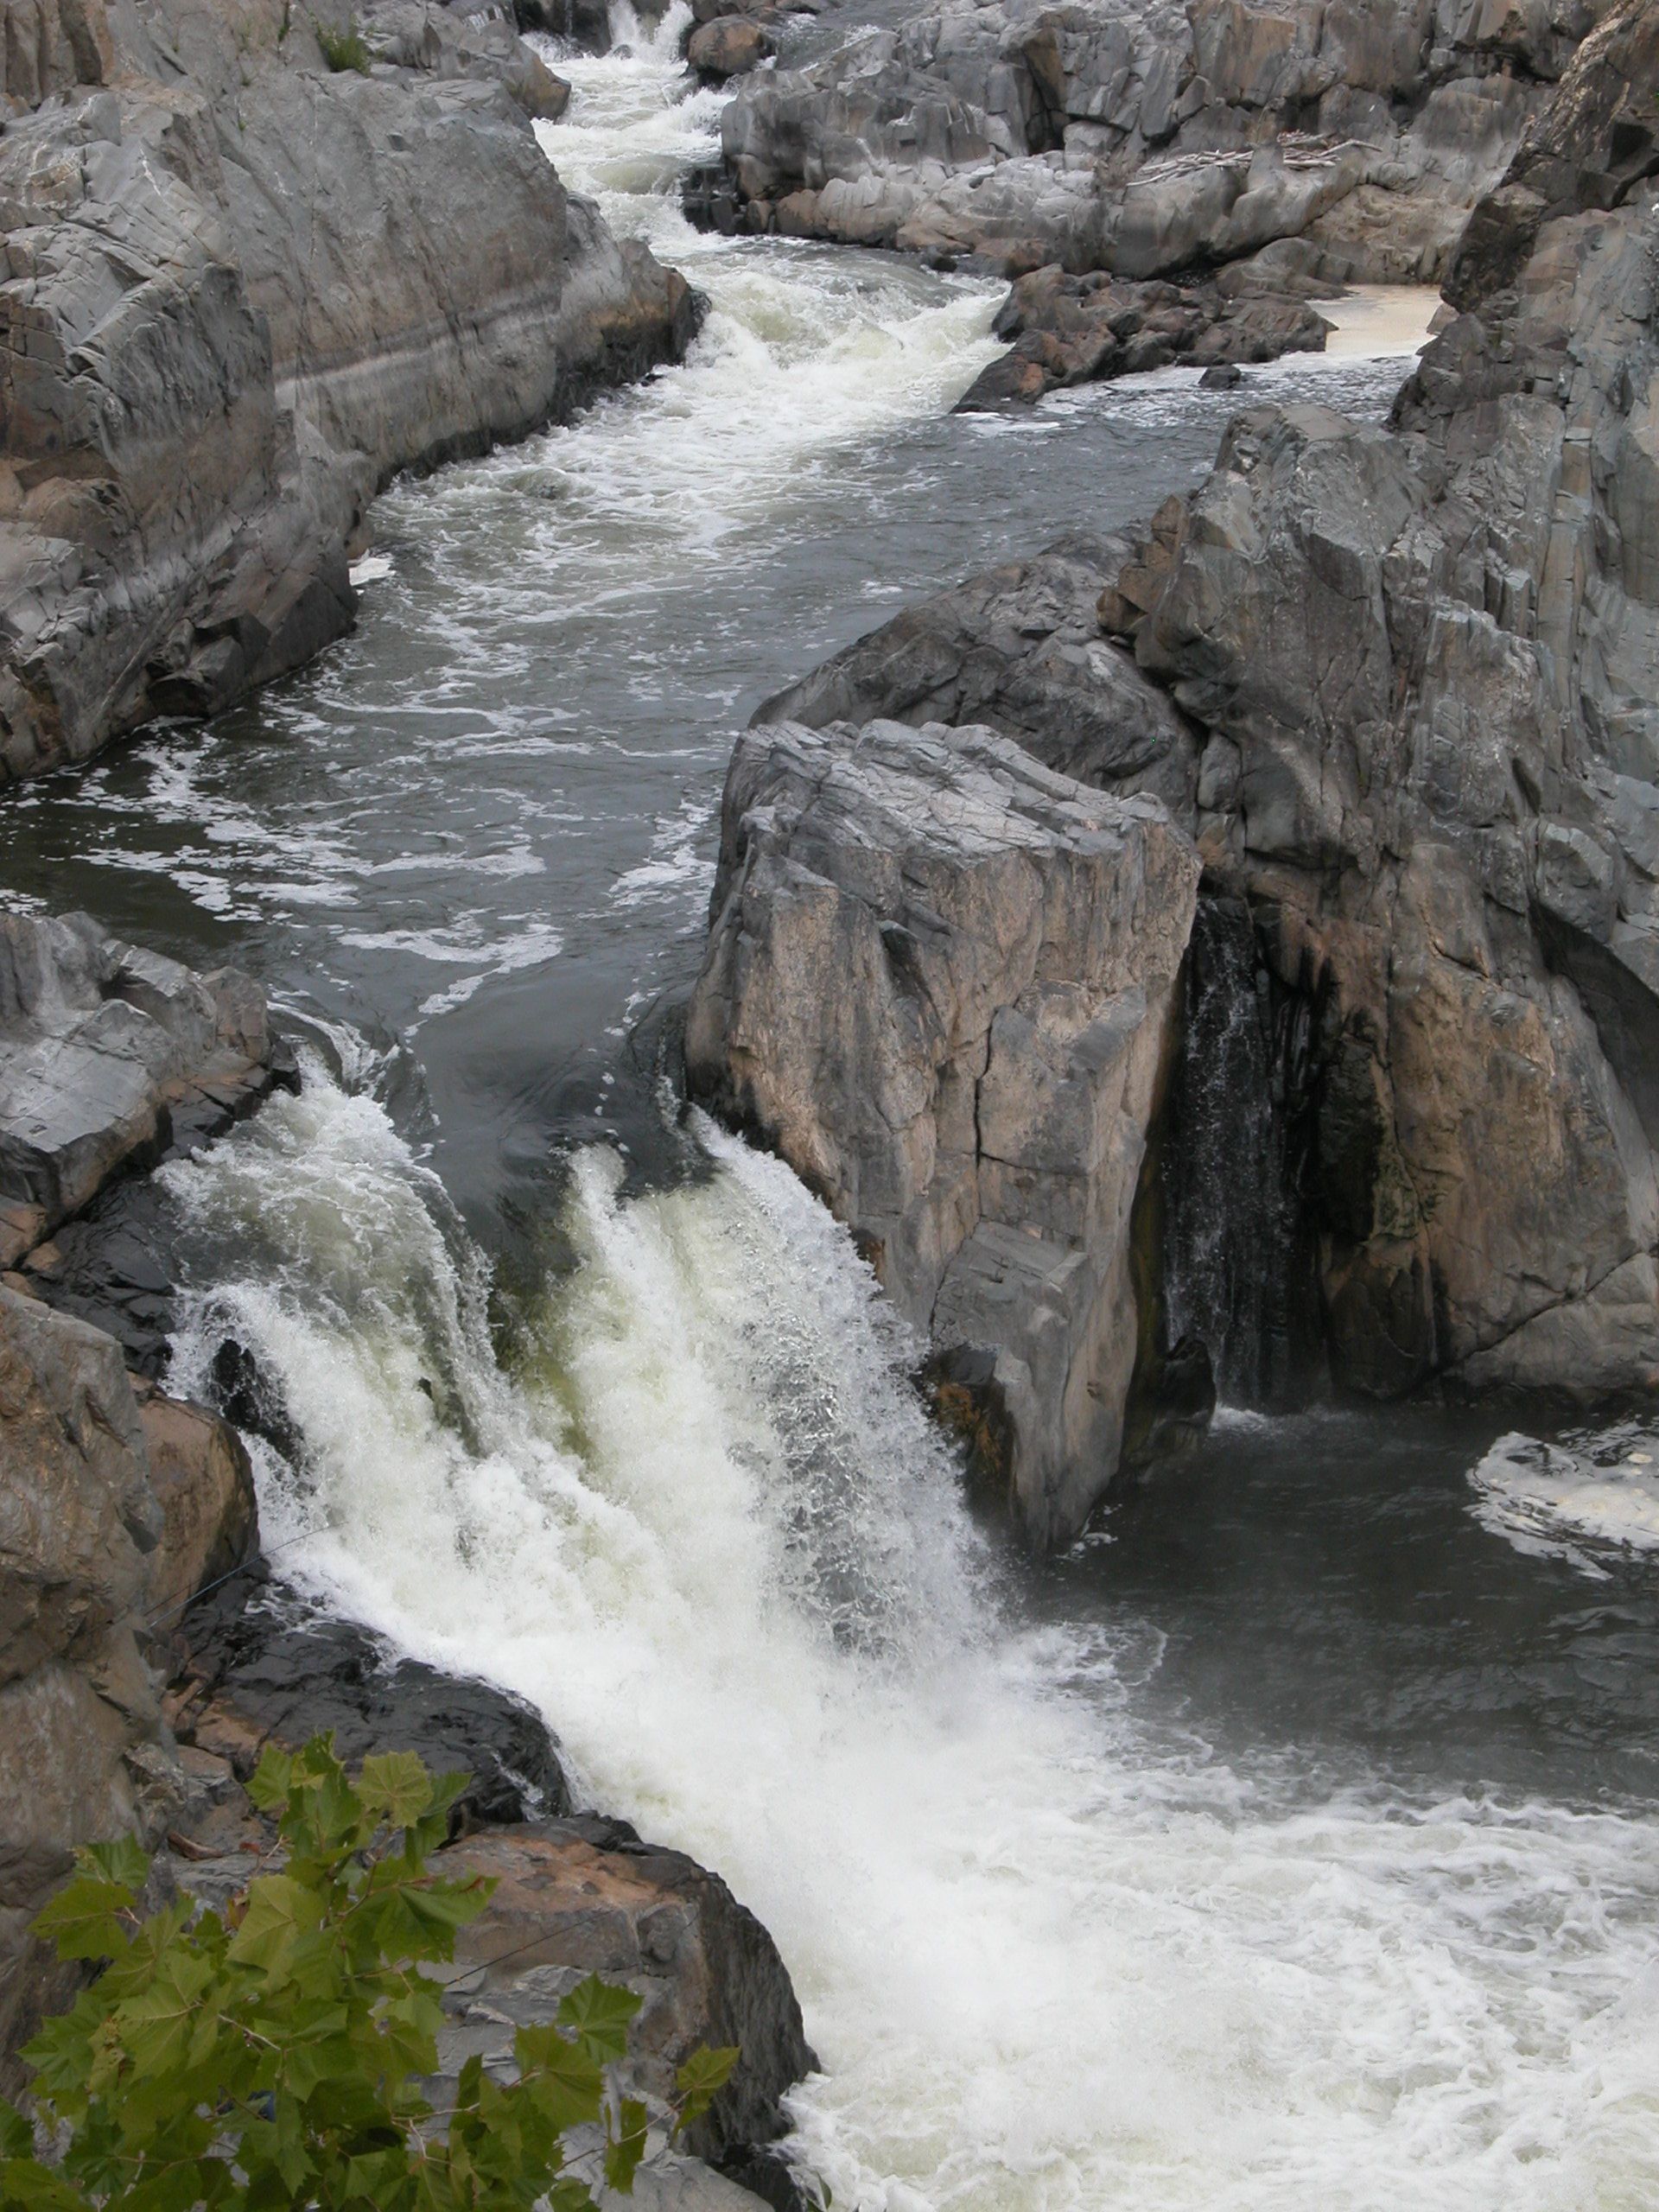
[0,1735,736,2211]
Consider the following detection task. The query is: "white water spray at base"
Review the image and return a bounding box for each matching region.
[163,1071,1659,2212]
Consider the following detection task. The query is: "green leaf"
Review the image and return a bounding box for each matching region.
[226,1873,326,1974]
[605,2097,650,2195]
[515,2025,605,2133]
[112,1947,216,2077]
[245,1741,295,1814]
[673,2045,741,2135]
[557,1974,643,2063]
[79,1835,149,1891]
[29,1877,132,1963]
[0,2104,31,2159]
[359,1751,435,1829]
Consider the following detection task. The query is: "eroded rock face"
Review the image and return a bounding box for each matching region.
[685,716,1199,1544]
[0,910,283,1262]
[0,1284,255,2077]
[700,0,1610,289]
[0,0,699,781]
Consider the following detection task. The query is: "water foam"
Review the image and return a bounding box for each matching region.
[1470,1427,1659,1578]
[162,1071,1659,2212]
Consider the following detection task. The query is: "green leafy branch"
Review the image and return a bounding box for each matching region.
[0,1735,738,2211]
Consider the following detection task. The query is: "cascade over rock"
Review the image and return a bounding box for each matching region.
[0,0,700,782]
[685,716,1199,1546]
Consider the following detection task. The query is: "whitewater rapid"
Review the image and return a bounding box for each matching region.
[118,16,1659,2210]
[163,1061,1659,2212]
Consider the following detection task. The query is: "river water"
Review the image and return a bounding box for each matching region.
[7,11,1659,2208]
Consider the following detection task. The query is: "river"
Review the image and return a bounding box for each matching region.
[5,10,1659,2208]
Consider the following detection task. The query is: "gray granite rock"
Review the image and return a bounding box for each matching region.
[684,716,1199,1545]
[700,0,1612,289]
[0,911,281,1258]
[0,0,699,782]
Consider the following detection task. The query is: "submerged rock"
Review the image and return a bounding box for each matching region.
[688,16,776,79]
[685,716,1199,1546]
[0,0,701,781]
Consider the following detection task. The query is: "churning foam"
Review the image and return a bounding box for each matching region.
[1470,1427,1659,1578]
[163,1069,1659,2212]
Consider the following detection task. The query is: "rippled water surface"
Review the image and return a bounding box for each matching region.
[8,14,1659,2209]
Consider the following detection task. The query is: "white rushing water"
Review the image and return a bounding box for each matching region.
[1470,1429,1659,1579]
[139,22,1659,2211]
[163,1065,1659,2212]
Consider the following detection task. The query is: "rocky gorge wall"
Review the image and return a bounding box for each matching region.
[688,0,1659,1547]
[0,0,699,783]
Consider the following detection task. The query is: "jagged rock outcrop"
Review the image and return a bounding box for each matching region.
[0,1282,256,2079]
[0,910,286,1268]
[955,260,1330,407]
[708,0,1611,274]
[0,0,699,782]
[754,536,1201,816]
[738,0,1659,1420]
[688,0,1618,394]
[684,716,1199,1545]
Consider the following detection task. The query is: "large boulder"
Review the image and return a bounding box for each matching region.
[753,537,1201,816]
[0,1284,254,2080]
[0,911,284,1261]
[0,0,699,782]
[438,1817,816,2178]
[685,717,1199,1545]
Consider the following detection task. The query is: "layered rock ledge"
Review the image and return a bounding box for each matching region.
[685,716,1198,1546]
[0,0,700,781]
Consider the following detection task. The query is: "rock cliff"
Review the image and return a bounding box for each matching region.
[692,0,1659,1528]
[684,716,1198,1545]
[0,0,699,781]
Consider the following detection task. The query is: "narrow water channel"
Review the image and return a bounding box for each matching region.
[6,13,1659,2209]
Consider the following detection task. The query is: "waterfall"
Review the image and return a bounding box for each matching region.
[155,1064,1659,2212]
[1162,894,1315,1410]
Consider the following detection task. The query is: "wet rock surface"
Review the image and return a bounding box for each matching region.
[685,715,1199,1545]
[0,0,701,783]
[955,262,1330,408]
[164,1566,573,1827]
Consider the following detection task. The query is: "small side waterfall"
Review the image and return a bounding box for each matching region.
[1161,894,1318,1408]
